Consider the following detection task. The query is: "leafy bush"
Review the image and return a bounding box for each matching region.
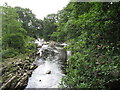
[2,48,19,59]
[24,36,36,53]
[58,2,120,89]
[3,33,25,51]
[24,43,36,53]
[61,39,120,88]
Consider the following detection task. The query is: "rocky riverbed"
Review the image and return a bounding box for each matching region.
[1,52,37,90]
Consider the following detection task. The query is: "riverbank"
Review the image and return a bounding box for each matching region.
[0,51,37,90]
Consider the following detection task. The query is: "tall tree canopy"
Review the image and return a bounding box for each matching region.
[2,5,36,58]
[15,7,43,38]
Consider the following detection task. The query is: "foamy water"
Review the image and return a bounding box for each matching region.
[26,39,69,88]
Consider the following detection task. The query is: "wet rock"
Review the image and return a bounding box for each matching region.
[18,73,22,76]
[29,65,34,70]
[23,73,27,76]
[18,59,22,61]
[16,62,23,66]
[26,57,30,60]
[25,60,29,63]
[46,70,51,74]
[48,41,56,48]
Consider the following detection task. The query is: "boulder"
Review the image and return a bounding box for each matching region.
[46,70,51,74]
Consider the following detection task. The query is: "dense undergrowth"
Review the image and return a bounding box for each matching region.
[54,2,120,88]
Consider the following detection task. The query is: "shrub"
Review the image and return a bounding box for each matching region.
[3,33,25,51]
[2,48,19,59]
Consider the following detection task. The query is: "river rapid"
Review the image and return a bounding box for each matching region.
[25,39,71,88]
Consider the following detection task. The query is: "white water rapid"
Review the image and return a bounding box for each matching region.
[25,39,71,88]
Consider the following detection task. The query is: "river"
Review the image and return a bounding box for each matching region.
[25,39,71,88]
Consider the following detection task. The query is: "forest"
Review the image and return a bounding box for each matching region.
[1,2,120,89]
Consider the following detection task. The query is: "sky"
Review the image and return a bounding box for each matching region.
[0,0,70,20]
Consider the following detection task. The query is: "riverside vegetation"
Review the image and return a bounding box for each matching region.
[1,2,120,89]
[1,4,38,89]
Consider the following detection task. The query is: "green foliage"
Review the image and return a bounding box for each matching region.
[2,48,19,59]
[3,33,25,50]
[2,2,120,88]
[56,2,120,89]
[2,5,36,59]
[15,7,43,38]
[42,14,58,41]
[51,2,92,41]
[62,45,120,88]
[2,6,27,35]
[24,36,36,52]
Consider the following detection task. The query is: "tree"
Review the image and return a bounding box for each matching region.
[2,5,26,50]
[57,2,120,88]
[15,7,43,38]
[3,33,25,50]
[2,5,35,58]
[2,5,26,36]
[51,2,92,42]
[42,14,58,41]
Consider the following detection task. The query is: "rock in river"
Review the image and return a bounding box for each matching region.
[45,70,51,74]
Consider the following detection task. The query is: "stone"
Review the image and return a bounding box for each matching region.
[26,57,30,60]
[29,65,34,70]
[48,41,56,48]
[46,70,51,74]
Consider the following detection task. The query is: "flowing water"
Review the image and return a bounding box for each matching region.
[25,39,71,88]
